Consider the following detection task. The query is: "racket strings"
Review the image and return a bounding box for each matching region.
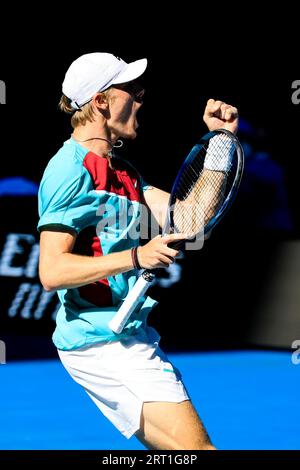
[175,144,209,199]
[173,176,226,235]
[178,136,233,199]
[172,137,237,237]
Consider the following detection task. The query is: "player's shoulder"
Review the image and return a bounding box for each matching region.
[39,139,90,198]
[46,138,88,175]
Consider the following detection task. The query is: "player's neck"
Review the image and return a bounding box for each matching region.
[72,124,116,159]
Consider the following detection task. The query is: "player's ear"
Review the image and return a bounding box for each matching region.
[92,92,109,111]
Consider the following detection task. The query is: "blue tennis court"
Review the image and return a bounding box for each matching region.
[0,350,299,450]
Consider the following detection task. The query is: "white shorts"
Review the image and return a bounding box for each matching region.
[58,326,189,438]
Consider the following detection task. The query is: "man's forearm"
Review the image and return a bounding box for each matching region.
[174,170,226,235]
[143,187,170,230]
[41,250,134,292]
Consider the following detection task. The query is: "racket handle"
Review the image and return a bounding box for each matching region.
[108,270,155,334]
[167,240,185,250]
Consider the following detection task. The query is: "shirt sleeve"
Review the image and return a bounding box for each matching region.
[37,158,93,234]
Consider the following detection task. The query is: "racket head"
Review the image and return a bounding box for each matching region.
[166,129,244,241]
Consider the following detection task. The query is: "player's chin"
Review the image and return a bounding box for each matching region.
[121,128,138,140]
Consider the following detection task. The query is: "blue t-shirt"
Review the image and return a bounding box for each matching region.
[38,137,157,350]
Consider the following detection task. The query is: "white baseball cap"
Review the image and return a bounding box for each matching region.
[62,52,147,110]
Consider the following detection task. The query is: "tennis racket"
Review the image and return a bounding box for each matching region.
[109,128,244,334]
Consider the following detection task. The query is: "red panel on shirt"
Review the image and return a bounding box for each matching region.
[83,151,142,202]
[73,226,113,307]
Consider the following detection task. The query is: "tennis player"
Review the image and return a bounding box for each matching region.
[38,53,238,450]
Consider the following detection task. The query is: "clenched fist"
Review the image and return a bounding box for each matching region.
[203,99,239,134]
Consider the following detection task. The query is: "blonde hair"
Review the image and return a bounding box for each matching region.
[58,90,112,128]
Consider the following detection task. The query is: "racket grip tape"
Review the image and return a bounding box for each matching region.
[108,271,155,334]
